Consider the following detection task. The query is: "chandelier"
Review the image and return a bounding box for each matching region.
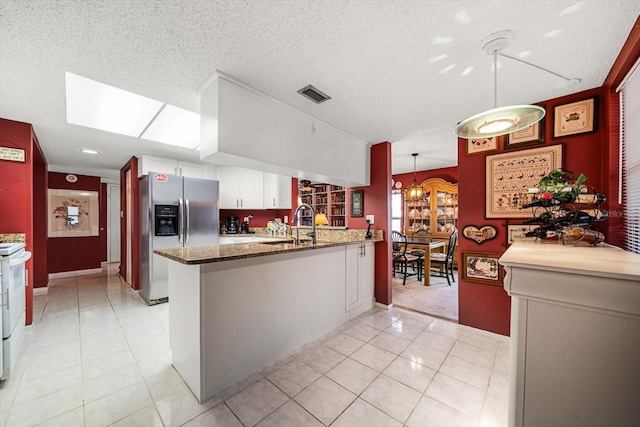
[404,153,425,202]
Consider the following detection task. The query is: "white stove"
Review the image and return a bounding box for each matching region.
[0,242,31,381]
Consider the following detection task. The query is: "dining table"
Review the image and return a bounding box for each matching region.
[405,238,445,286]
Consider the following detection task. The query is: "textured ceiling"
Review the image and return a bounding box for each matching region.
[1,0,639,180]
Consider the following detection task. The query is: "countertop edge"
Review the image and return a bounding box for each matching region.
[155,238,383,265]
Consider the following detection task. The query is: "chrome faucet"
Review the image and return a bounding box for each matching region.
[292,203,317,244]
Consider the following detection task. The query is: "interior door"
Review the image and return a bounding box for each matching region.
[107,184,121,263]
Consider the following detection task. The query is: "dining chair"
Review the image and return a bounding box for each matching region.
[392,231,420,285]
[410,229,432,281]
[429,229,458,286]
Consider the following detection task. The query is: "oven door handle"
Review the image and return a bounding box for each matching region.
[9,251,31,266]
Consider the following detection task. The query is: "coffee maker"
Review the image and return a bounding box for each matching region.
[226,216,239,234]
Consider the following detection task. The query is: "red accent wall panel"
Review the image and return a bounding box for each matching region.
[349,143,392,305]
[32,137,48,290]
[47,172,103,273]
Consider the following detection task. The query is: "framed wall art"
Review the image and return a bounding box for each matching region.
[506,224,540,245]
[466,136,499,155]
[350,190,364,217]
[48,189,99,238]
[0,146,26,162]
[462,252,504,285]
[553,98,595,138]
[462,225,497,244]
[486,144,563,218]
[505,120,544,149]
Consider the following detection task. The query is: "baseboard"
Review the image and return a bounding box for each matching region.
[48,267,102,279]
[33,287,48,295]
[375,302,393,310]
[458,323,510,342]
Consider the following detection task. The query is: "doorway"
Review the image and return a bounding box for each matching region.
[107,184,121,263]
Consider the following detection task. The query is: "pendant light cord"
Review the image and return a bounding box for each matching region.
[493,51,498,108]
[498,52,580,84]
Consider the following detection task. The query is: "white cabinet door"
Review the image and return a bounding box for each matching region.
[238,168,264,209]
[346,242,375,317]
[177,161,207,179]
[216,167,241,208]
[360,243,374,305]
[264,173,292,209]
[345,245,361,312]
[263,173,278,209]
[277,176,292,209]
[140,155,177,177]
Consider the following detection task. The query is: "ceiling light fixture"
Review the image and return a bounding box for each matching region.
[404,153,426,202]
[79,148,100,154]
[299,179,313,192]
[456,31,547,139]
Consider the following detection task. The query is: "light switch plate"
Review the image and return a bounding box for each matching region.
[366,214,374,224]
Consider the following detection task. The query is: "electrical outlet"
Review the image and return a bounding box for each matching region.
[366,214,374,224]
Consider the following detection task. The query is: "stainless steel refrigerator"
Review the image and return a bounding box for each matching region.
[139,172,219,305]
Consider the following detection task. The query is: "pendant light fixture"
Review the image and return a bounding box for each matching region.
[456,31,546,139]
[405,153,425,202]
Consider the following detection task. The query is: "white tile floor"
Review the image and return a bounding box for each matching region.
[0,264,510,426]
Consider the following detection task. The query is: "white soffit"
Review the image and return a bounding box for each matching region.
[140,104,200,150]
[65,72,163,137]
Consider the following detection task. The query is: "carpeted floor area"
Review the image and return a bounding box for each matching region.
[392,270,459,321]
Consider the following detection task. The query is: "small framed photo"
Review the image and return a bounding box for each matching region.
[505,120,544,149]
[466,136,499,155]
[553,98,596,138]
[462,252,504,286]
[350,190,364,217]
[506,224,540,245]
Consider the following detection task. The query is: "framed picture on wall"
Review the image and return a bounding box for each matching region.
[461,252,504,285]
[505,119,544,149]
[553,97,596,138]
[350,190,364,217]
[506,224,540,245]
[466,136,499,155]
[485,144,563,218]
[48,189,100,238]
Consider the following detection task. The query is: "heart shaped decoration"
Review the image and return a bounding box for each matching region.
[462,225,497,244]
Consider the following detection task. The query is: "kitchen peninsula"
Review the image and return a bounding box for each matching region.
[155,231,382,403]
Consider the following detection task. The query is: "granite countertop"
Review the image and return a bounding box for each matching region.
[154,236,383,265]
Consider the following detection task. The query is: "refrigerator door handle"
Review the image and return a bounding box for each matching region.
[185,198,190,244]
[178,197,184,244]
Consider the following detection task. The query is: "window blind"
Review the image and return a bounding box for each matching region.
[620,58,640,254]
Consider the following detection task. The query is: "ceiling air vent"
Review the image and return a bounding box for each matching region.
[297,84,331,104]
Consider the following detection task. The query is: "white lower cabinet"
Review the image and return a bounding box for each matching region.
[345,242,374,318]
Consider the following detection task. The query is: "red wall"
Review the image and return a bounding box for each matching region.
[457,87,607,336]
[0,118,48,324]
[392,165,458,189]
[47,172,104,273]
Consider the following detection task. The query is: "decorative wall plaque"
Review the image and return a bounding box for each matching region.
[462,225,497,244]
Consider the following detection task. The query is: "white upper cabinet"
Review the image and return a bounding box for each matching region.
[139,154,211,179]
[217,167,264,209]
[263,173,292,209]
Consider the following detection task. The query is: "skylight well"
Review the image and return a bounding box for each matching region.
[65,72,200,149]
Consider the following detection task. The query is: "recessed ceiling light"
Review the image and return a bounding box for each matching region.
[80,148,100,154]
